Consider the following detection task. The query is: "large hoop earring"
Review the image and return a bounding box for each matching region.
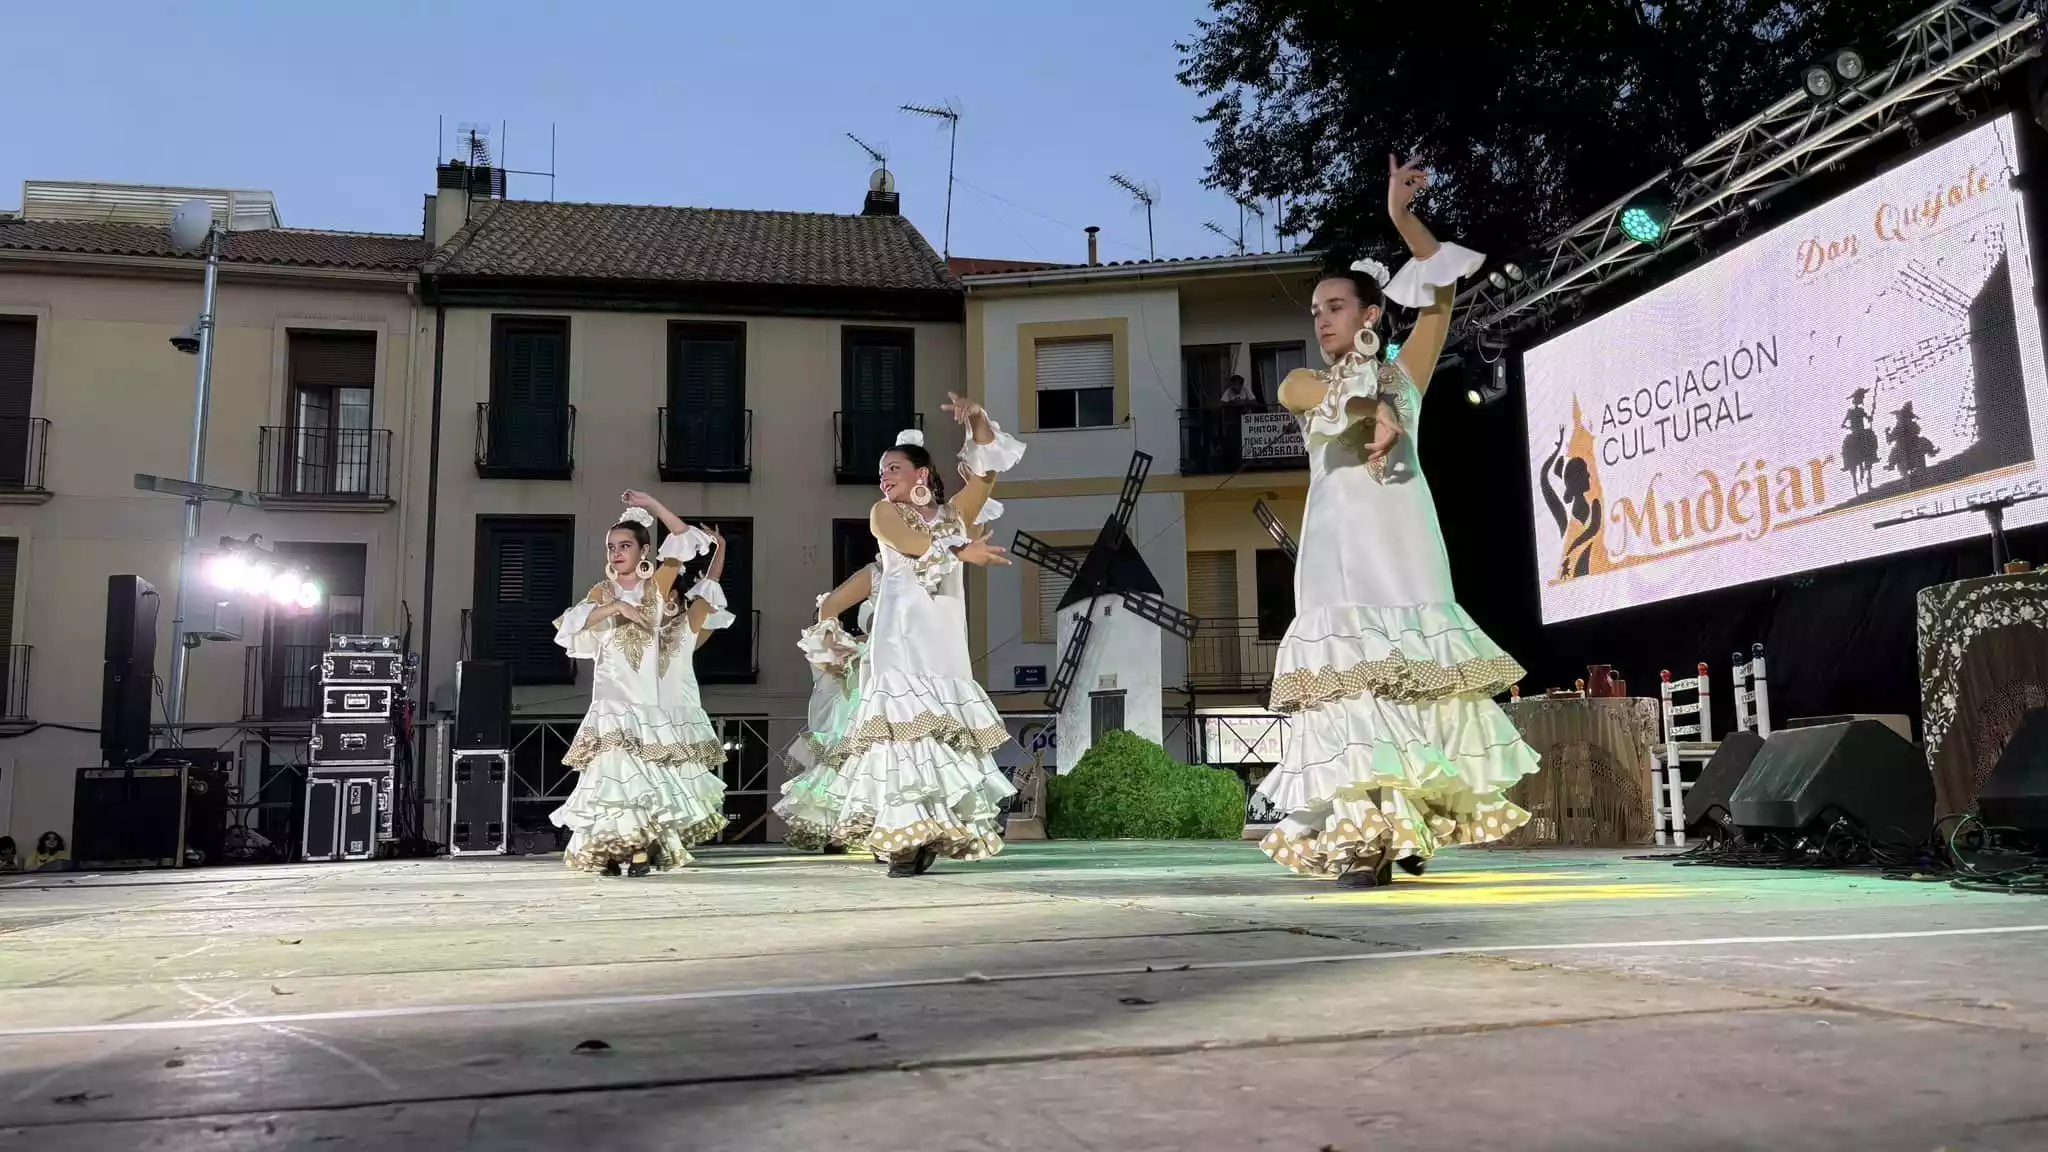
[1353,326,1382,359]
[636,558,655,580]
[911,483,933,507]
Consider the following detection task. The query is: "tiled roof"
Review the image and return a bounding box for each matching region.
[947,256,1072,277]
[425,200,957,292]
[0,219,428,271]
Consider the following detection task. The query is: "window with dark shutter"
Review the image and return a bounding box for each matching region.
[0,536,17,718]
[0,318,36,489]
[487,317,572,475]
[666,323,746,474]
[681,517,756,684]
[831,518,881,632]
[840,328,915,480]
[474,517,576,684]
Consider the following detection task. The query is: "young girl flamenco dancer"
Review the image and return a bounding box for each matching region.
[778,517,1012,854]
[775,562,880,853]
[796,394,1024,876]
[549,491,735,876]
[1254,155,1541,886]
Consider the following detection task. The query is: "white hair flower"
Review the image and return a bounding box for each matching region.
[1350,257,1392,287]
[617,507,656,529]
[895,428,925,448]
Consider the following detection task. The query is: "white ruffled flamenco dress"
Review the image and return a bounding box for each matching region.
[774,565,879,850]
[549,527,736,872]
[823,426,1027,863]
[1255,243,1542,878]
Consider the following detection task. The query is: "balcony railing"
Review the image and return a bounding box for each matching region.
[257,426,393,503]
[242,643,323,720]
[659,407,752,482]
[835,410,921,484]
[0,418,51,496]
[1185,618,1282,694]
[1180,406,1308,475]
[476,403,576,480]
[0,645,31,723]
[697,609,762,685]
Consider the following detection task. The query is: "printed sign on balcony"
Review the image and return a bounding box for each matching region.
[1240,412,1306,461]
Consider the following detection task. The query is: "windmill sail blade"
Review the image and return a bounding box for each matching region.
[1112,452,1152,530]
[1045,612,1093,711]
[1012,531,1084,578]
[1121,590,1200,641]
[1254,500,1298,560]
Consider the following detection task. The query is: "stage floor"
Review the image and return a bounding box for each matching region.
[1,841,2044,1150]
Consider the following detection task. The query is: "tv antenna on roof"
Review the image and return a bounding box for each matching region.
[437,117,560,200]
[1202,220,1245,255]
[901,100,961,257]
[1238,198,1266,253]
[1110,173,1157,260]
[847,133,887,169]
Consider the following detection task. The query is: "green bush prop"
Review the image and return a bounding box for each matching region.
[1045,730,1246,840]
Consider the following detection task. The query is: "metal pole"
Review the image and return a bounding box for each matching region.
[943,118,957,258]
[165,226,223,730]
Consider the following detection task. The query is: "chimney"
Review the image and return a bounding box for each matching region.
[429,161,502,246]
[863,167,901,217]
[1086,226,1100,266]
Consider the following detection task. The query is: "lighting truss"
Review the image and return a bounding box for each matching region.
[1451,0,2046,347]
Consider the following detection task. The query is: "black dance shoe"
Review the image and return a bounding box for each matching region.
[602,859,623,878]
[821,843,848,856]
[1396,856,1427,877]
[912,844,940,875]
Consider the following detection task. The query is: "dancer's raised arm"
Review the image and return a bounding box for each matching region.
[1382,154,1485,393]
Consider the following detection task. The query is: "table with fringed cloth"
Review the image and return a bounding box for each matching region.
[1916,571,2048,816]
[1495,696,1661,848]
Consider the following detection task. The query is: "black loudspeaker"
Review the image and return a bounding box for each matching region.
[1979,708,2048,832]
[100,575,159,765]
[1731,720,1935,841]
[454,660,511,751]
[1682,730,1766,836]
[72,753,231,869]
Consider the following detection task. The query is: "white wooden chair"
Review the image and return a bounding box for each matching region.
[1654,663,1715,846]
[1731,643,1773,737]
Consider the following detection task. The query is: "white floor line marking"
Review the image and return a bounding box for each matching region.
[4,922,2043,1039]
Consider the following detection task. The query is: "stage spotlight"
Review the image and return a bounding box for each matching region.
[1832,47,1865,84]
[1803,63,1836,101]
[295,580,322,610]
[1620,195,1671,245]
[269,570,301,604]
[206,553,245,590]
[1503,262,1525,282]
[240,563,274,596]
[1464,354,1509,407]
[1488,270,1509,291]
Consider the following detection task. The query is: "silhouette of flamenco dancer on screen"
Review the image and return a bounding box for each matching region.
[1540,401,1609,581]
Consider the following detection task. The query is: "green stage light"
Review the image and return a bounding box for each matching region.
[1620,197,1671,245]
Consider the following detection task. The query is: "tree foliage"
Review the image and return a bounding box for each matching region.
[1178,0,1929,262]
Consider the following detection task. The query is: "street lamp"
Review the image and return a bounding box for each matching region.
[161,198,226,729]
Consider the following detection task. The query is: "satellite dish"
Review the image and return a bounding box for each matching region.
[169,198,214,251]
[869,168,896,195]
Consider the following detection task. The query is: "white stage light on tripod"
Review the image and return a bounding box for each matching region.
[295,580,322,609]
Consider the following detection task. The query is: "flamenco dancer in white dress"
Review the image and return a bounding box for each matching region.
[1256,156,1541,886]
[550,491,736,876]
[803,394,1024,876]
[775,562,881,854]
[778,522,1012,853]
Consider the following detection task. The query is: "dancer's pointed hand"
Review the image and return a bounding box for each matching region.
[1389,153,1428,218]
[956,529,1011,567]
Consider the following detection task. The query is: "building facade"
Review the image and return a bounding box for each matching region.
[960,252,1323,779]
[410,167,964,843]
[0,182,427,847]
